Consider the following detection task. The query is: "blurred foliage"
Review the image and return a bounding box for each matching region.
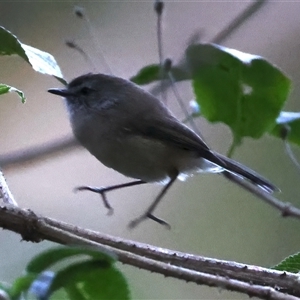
[0,246,130,300]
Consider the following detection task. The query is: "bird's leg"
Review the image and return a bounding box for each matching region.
[75,180,146,214]
[128,175,178,229]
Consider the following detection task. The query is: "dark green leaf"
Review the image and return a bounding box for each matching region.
[0,26,29,62]
[270,111,300,146]
[27,246,116,274]
[130,64,161,85]
[64,284,87,300]
[81,263,130,300]
[187,43,291,143]
[0,83,26,103]
[130,64,189,85]
[0,84,10,95]
[51,260,130,300]
[273,252,300,273]
[49,287,70,300]
[50,260,110,292]
[9,274,37,299]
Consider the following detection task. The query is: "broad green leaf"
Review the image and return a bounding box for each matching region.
[187,43,291,143]
[130,64,189,85]
[50,287,70,300]
[64,284,86,300]
[0,26,66,85]
[80,264,130,300]
[50,260,110,292]
[0,83,26,103]
[27,246,116,273]
[51,260,130,300]
[273,252,300,273]
[270,111,300,146]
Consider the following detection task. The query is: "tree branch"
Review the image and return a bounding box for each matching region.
[0,205,299,299]
[0,136,78,170]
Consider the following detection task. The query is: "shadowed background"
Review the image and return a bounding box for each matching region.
[1,1,300,299]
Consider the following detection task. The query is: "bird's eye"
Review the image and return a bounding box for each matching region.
[80,87,92,95]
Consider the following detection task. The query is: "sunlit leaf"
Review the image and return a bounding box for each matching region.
[0,26,66,85]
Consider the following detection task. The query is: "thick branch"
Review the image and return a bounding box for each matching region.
[0,205,299,300]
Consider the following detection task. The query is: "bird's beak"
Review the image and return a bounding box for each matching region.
[48,88,74,97]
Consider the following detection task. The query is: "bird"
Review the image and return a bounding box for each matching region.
[48,73,278,228]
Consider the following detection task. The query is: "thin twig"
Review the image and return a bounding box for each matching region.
[65,40,97,72]
[0,136,78,170]
[74,6,113,74]
[166,62,202,137]
[223,171,300,219]
[43,215,300,295]
[154,0,164,67]
[285,141,300,171]
[210,0,267,44]
[0,205,299,299]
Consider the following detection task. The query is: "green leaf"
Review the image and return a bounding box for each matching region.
[130,64,189,85]
[22,44,66,84]
[273,252,300,273]
[51,260,130,300]
[64,284,86,300]
[270,111,300,146]
[187,43,291,143]
[9,274,37,299]
[130,64,161,85]
[0,83,26,103]
[0,26,66,84]
[81,264,130,300]
[27,246,116,274]
[0,26,29,62]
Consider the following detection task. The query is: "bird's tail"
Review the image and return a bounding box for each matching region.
[210,152,279,194]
